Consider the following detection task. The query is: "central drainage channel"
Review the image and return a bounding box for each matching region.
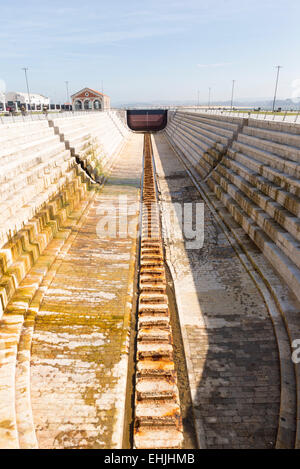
[132,133,184,449]
[123,133,198,449]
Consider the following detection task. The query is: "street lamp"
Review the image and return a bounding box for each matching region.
[231,80,235,110]
[208,87,211,108]
[65,81,70,110]
[22,67,32,113]
[272,66,282,112]
[0,92,5,114]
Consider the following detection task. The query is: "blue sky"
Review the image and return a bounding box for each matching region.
[1,0,300,105]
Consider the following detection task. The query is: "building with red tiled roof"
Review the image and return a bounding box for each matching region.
[71,87,110,111]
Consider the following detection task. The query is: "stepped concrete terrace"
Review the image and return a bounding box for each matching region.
[165,111,300,448]
[0,108,300,449]
[0,112,143,448]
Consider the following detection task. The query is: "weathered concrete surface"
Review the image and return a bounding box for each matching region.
[29,133,143,449]
[152,133,281,449]
[0,133,143,449]
[0,172,93,449]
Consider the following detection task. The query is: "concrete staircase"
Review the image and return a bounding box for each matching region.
[166,111,244,178]
[165,112,300,448]
[0,171,94,447]
[207,118,300,304]
[0,120,75,249]
[0,112,131,317]
[0,112,130,248]
[0,112,132,448]
[165,112,300,305]
[50,112,130,182]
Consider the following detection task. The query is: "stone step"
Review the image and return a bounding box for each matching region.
[228,149,300,197]
[140,283,166,294]
[134,426,183,449]
[216,162,300,241]
[0,159,73,223]
[137,327,171,343]
[170,119,226,155]
[135,400,181,426]
[139,293,167,304]
[223,154,300,217]
[140,275,166,286]
[0,127,55,149]
[172,115,228,147]
[0,149,72,204]
[138,316,170,328]
[170,124,222,168]
[166,127,213,178]
[0,121,50,141]
[173,114,233,142]
[240,132,300,163]
[0,171,93,448]
[210,168,300,269]
[0,133,61,161]
[166,124,206,165]
[138,301,169,315]
[244,124,300,149]
[233,139,300,178]
[137,342,173,359]
[177,111,241,131]
[249,118,300,136]
[0,142,68,183]
[228,148,300,194]
[136,377,178,400]
[0,167,81,249]
[206,176,300,304]
[0,171,88,315]
[136,359,175,377]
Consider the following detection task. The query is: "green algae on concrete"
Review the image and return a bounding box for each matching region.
[29,134,144,449]
[0,170,94,449]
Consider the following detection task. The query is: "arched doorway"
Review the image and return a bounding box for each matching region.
[75,100,82,110]
[84,100,92,110]
[93,99,102,110]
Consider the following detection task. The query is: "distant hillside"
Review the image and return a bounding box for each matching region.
[112,98,300,110]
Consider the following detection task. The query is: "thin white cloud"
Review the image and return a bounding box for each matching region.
[197,62,233,68]
[54,27,185,45]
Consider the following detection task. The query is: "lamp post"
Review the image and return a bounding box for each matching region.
[65,81,70,110]
[22,67,32,113]
[0,92,5,113]
[231,80,235,110]
[272,66,282,112]
[208,87,211,108]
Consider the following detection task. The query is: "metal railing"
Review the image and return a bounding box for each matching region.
[0,109,106,125]
[178,107,300,124]
[1,106,300,126]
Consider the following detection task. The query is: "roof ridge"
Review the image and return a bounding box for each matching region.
[71,87,109,98]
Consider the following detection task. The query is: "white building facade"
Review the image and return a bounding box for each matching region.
[5,91,50,110]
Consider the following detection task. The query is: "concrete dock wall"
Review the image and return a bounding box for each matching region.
[0,111,130,318]
[165,111,300,305]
